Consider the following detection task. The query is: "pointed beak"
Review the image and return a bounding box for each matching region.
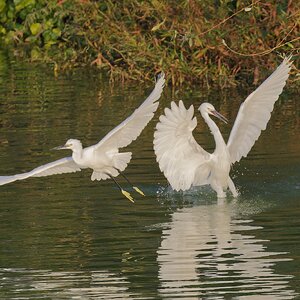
[51,144,67,151]
[211,110,228,124]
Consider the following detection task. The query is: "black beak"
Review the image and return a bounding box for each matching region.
[212,110,228,124]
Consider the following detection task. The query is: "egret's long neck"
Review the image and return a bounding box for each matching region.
[203,113,226,153]
[72,144,83,163]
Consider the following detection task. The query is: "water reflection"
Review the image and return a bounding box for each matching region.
[0,53,299,299]
[0,268,136,299]
[157,200,296,299]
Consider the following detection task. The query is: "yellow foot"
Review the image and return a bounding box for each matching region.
[121,190,134,203]
[133,186,145,196]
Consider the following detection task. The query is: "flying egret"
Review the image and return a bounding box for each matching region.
[154,57,292,198]
[0,72,165,202]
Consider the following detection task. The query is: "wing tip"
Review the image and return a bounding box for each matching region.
[281,53,293,70]
[156,71,165,81]
[155,71,166,88]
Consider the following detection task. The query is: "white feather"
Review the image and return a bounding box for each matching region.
[154,100,211,191]
[227,56,292,163]
[0,73,165,189]
[154,57,292,198]
[0,157,81,186]
[95,72,165,152]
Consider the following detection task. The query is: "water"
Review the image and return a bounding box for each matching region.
[0,49,299,299]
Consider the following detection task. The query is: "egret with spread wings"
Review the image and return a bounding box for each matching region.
[154,57,292,198]
[0,72,165,202]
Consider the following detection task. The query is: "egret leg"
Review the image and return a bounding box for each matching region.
[107,174,134,203]
[211,181,226,198]
[115,168,145,196]
[228,177,239,198]
[217,190,226,198]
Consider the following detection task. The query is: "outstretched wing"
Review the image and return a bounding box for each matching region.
[154,100,211,191]
[94,72,165,152]
[227,56,292,164]
[0,157,82,186]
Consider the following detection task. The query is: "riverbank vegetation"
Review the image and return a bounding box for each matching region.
[0,0,299,86]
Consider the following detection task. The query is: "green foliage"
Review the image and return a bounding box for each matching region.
[0,0,299,86]
[29,22,41,35]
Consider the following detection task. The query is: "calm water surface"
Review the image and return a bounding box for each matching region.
[0,50,299,299]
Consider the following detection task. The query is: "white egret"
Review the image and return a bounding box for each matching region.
[0,72,165,202]
[154,57,292,198]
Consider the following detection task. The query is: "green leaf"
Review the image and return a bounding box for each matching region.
[45,40,57,49]
[30,47,41,60]
[0,0,6,13]
[45,20,54,30]
[0,25,6,34]
[14,0,35,12]
[286,42,294,49]
[30,23,42,35]
[0,13,7,23]
[151,18,166,32]
[52,28,61,38]
[7,9,14,19]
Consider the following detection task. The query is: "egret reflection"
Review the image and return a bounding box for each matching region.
[157,202,296,299]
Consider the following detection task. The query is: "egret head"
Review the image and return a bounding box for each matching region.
[52,139,82,151]
[199,102,228,124]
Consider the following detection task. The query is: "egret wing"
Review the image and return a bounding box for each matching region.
[154,100,211,191]
[94,72,165,152]
[0,157,81,186]
[227,56,292,164]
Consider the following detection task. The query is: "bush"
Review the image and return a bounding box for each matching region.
[0,0,299,86]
